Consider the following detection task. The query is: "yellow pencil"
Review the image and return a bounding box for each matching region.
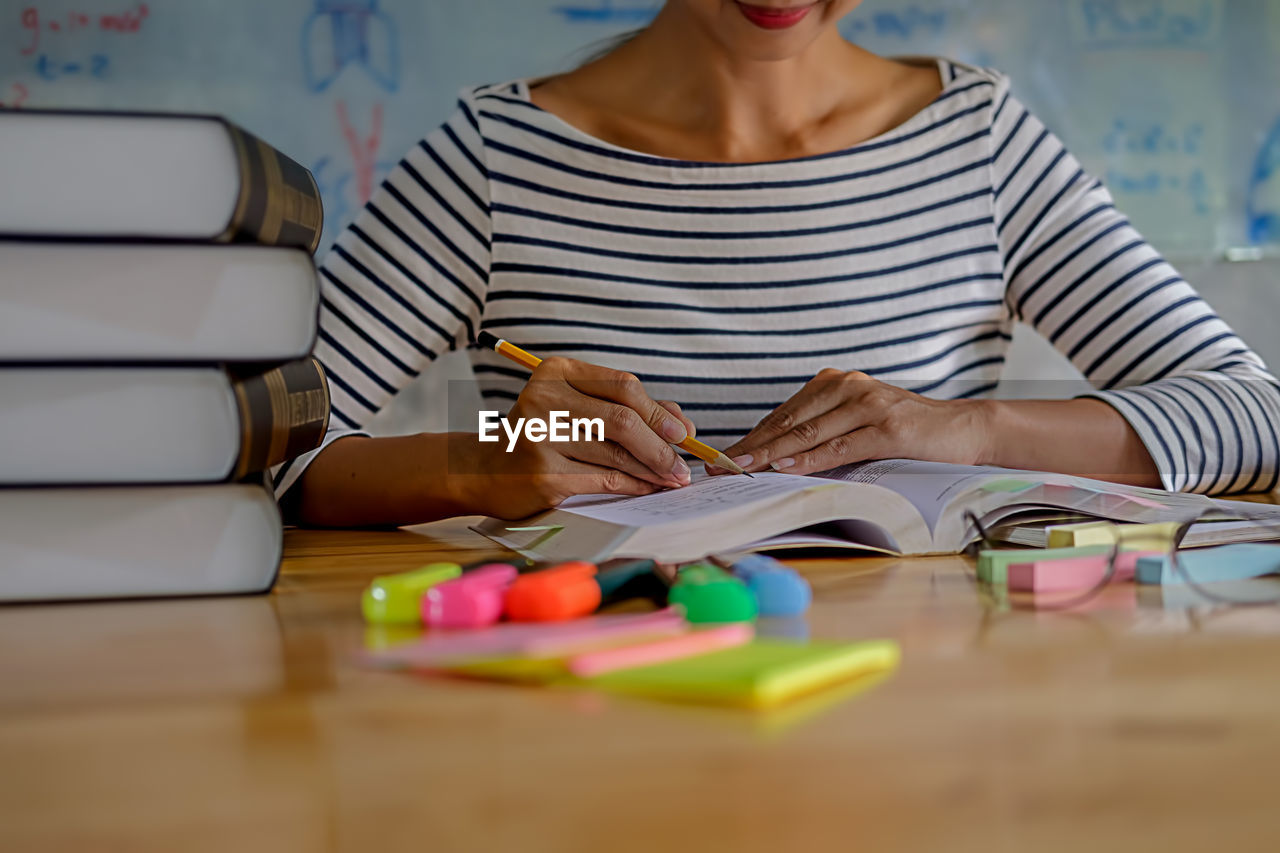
[476,331,751,477]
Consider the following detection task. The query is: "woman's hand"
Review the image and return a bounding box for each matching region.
[456,357,696,519]
[717,369,992,477]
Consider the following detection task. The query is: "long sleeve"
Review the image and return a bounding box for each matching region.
[273,91,492,497]
[991,77,1280,495]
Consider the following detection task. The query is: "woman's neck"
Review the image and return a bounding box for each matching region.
[532,8,942,163]
[620,7,867,157]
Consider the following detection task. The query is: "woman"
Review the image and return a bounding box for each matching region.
[281,0,1280,526]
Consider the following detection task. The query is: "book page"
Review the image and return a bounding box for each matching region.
[818,460,1006,532]
[556,473,826,527]
[818,459,1231,544]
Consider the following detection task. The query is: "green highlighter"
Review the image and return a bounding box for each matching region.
[977,545,1112,585]
[362,562,462,624]
[668,563,758,624]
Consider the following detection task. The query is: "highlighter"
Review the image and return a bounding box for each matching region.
[594,558,666,607]
[720,554,812,618]
[505,560,601,622]
[362,562,462,625]
[423,563,519,629]
[668,563,758,624]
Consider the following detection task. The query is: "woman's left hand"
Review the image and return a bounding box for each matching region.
[718,369,994,476]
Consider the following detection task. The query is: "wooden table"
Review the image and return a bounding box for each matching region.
[2,520,1280,853]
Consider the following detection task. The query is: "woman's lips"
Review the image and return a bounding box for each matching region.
[734,2,816,30]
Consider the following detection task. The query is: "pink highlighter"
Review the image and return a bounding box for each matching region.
[422,564,519,630]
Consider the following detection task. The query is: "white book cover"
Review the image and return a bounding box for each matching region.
[0,484,282,602]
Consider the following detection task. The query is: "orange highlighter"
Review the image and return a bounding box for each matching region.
[504,561,602,622]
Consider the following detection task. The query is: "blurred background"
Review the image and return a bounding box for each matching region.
[4,0,1278,432]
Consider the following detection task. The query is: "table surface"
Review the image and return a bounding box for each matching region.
[2,519,1280,853]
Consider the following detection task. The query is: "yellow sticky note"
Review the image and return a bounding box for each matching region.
[1046,521,1181,551]
[584,639,901,710]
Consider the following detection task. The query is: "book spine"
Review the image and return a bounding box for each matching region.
[220,121,324,254]
[231,358,331,480]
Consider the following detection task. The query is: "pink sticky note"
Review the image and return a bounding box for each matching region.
[362,608,687,669]
[1008,552,1160,593]
[568,623,754,678]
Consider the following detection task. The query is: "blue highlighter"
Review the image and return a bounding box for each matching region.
[720,554,812,617]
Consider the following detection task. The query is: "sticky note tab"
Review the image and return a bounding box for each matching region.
[1007,551,1160,593]
[978,545,1112,585]
[981,479,1038,494]
[362,562,462,625]
[1135,544,1280,586]
[1046,521,1182,550]
[364,609,688,671]
[568,623,755,678]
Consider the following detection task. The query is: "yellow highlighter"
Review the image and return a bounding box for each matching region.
[476,331,751,476]
[362,562,462,625]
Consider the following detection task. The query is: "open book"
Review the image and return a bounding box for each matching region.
[472,460,1277,564]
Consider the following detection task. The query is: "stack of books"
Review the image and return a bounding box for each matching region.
[0,109,330,602]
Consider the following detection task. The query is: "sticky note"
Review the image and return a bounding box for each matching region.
[584,639,901,710]
[981,479,1038,494]
[1007,551,1160,593]
[978,545,1112,585]
[567,623,754,678]
[1046,521,1182,550]
[364,608,688,670]
[1135,544,1280,586]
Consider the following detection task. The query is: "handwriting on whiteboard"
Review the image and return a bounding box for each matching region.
[313,100,395,239]
[553,1,659,24]
[1101,118,1210,216]
[20,4,148,54]
[842,7,952,41]
[301,0,400,93]
[16,3,148,86]
[1069,0,1222,49]
[1247,117,1280,246]
[0,81,29,109]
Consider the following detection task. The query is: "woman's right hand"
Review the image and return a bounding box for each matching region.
[454,357,696,519]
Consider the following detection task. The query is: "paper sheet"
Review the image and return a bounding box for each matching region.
[557,473,823,527]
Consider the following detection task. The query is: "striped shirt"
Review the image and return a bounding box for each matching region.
[277,58,1280,498]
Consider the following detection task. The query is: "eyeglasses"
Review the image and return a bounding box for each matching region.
[964,508,1280,611]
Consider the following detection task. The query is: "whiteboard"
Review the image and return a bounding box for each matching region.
[2,0,1278,260]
